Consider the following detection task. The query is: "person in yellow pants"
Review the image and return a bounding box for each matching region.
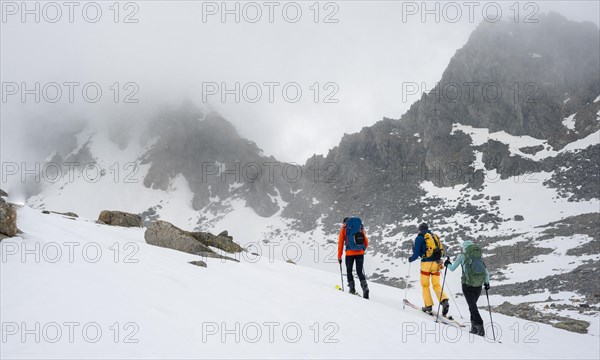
[408,223,449,314]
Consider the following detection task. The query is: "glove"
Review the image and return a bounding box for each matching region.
[444,258,452,267]
[484,283,490,291]
[338,258,342,264]
[408,257,415,263]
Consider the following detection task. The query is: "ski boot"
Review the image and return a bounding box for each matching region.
[470,323,485,337]
[348,280,356,295]
[421,305,433,314]
[361,280,369,299]
[441,299,450,316]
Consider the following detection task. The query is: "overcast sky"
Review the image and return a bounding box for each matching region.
[1,1,599,164]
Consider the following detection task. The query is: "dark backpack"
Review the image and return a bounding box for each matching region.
[345,217,366,251]
[462,244,487,287]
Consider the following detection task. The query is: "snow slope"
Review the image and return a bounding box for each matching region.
[24,127,201,228]
[451,123,600,161]
[1,207,599,359]
[8,119,599,348]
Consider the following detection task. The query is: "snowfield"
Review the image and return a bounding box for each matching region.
[1,207,599,359]
[451,123,600,161]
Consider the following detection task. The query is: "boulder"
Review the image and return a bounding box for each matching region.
[520,144,545,155]
[186,231,243,253]
[553,319,589,334]
[0,198,18,238]
[98,210,142,227]
[478,213,497,223]
[57,211,78,218]
[43,210,79,218]
[145,220,238,261]
[189,260,207,268]
[514,215,525,221]
[471,194,484,201]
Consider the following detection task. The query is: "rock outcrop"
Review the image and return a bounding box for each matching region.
[189,260,207,268]
[98,210,142,227]
[186,230,243,253]
[0,198,18,239]
[491,301,591,334]
[42,210,79,218]
[280,12,600,234]
[144,220,240,262]
[140,105,295,218]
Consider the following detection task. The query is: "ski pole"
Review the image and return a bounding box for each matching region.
[435,257,450,323]
[402,262,412,309]
[485,288,496,341]
[339,260,345,292]
[445,282,464,319]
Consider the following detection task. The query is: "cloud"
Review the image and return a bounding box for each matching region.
[1,0,598,166]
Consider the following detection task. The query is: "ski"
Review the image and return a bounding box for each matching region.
[403,299,466,328]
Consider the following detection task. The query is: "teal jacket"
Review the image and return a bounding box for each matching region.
[447,240,490,285]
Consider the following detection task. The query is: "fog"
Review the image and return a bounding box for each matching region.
[1,0,599,172]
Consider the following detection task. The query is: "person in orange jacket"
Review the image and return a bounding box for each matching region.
[338,217,370,299]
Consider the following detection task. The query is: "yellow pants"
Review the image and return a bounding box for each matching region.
[420,261,448,307]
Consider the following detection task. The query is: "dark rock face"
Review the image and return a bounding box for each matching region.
[538,213,599,257]
[0,189,7,198]
[436,13,599,146]
[0,198,18,238]
[140,104,295,218]
[485,241,554,273]
[537,213,599,246]
[476,212,599,302]
[543,145,600,201]
[276,13,600,236]
[144,220,240,261]
[493,261,600,302]
[98,210,142,228]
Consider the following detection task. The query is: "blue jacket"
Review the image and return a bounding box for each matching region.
[447,240,490,284]
[408,230,436,262]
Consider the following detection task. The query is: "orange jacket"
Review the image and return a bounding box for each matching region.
[338,226,369,259]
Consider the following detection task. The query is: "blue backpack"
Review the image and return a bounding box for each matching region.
[345,217,366,251]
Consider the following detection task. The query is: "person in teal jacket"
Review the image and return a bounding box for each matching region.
[444,240,490,336]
